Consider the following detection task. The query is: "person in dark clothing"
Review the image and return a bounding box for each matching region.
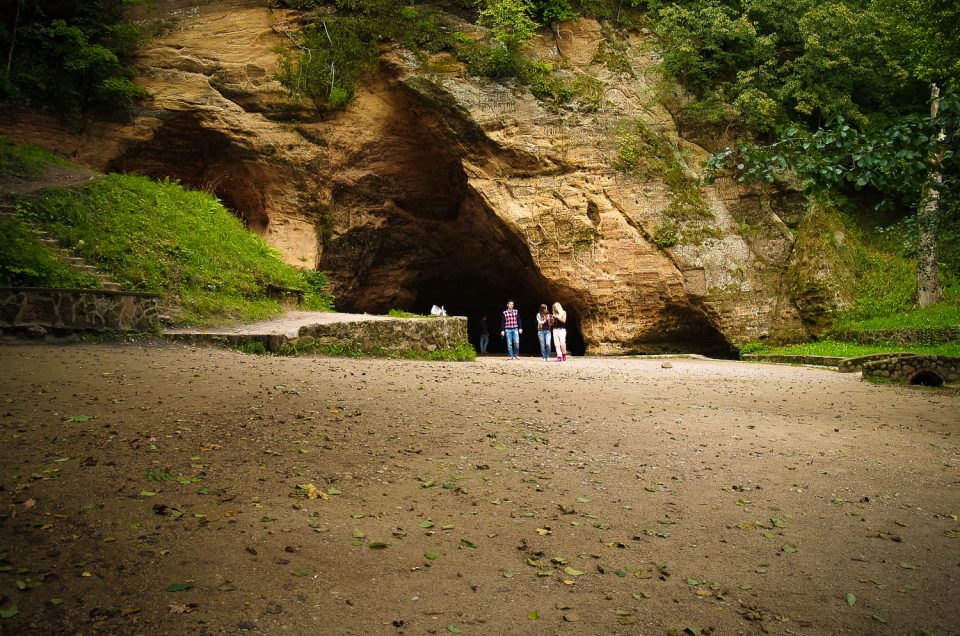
[478,315,490,354]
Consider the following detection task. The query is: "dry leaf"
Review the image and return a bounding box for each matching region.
[297,483,327,500]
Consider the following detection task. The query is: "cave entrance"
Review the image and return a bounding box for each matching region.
[314,78,587,356]
[325,188,587,357]
[103,113,269,232]
[407,274,587,358]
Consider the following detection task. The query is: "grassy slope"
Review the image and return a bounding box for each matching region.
[15,173,334,325]
[1,140,334,326]
[0,215,101,289]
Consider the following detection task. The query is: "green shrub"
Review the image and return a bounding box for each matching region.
[276,2,456,109]
[237,341,268,355]
[387,308,423,318]
[651,216,680,247]
[523,61,574,103]
[426,341,477,361]
[275,0,322,8]
[300,269,336,311]
[455,39,525,78]
[530,0,579,23]
[739,341,771,356]
[0,4,147,113]
[275,20,375,111]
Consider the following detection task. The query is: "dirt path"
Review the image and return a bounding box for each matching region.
[0,164,100,198]
[0,342,957,635]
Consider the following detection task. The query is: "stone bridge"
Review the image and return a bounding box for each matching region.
[860,355,960,386]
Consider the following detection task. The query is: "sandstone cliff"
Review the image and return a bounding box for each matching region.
[0,0,841,355]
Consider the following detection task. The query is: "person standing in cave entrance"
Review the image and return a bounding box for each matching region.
[478,314,490,355]
[536,304,554,361]
[500,300,523,359]
[552,301,569,361]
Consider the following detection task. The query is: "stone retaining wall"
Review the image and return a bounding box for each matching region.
[861,355,960,385]
[297,316,468,356]
[0,288,160,332]
[834,327,960,346]
[741,354,843,368]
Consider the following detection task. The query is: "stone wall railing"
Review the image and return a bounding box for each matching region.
[741,354,843,368]
[297,316,468,356]
[0,288,161,332]
[837,352,916,373]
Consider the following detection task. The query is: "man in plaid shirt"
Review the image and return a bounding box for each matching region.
[500,300,523,359]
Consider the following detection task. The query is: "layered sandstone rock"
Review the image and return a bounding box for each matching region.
[0,0,840,354]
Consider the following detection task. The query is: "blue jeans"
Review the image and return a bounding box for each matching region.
[537,330,552,359]
[504,328,520,357]
[479,333,489,353]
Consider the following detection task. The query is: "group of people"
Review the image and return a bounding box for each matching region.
[477,300,569,361]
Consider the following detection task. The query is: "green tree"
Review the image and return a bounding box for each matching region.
[708,86,959,307]
[530,0,578,24]
[276,18,375,110]
[478,0,538,51]
[649,0,960,131]
[1,0,145,113]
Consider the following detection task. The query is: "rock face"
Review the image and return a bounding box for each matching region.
[0,0,839,355]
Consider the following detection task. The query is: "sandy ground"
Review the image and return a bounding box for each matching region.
[0,342,957,636]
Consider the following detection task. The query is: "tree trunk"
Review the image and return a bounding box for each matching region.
[5,0,21,78]
[918,84,943,307]
[917,175,941,307]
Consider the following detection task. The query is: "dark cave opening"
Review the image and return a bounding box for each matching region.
[325,187,588,357]
[104,113,269,232]
[407,271,587,358]
[643,303,738,359]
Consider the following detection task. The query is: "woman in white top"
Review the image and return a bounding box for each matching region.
[552,302,568,361]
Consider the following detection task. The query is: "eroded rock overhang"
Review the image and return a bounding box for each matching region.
[0,4,815,356]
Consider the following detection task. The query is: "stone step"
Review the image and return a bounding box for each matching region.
[6,209,125,291]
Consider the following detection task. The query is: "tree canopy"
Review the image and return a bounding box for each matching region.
[647,0,960,132]
[0,0,145,113]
